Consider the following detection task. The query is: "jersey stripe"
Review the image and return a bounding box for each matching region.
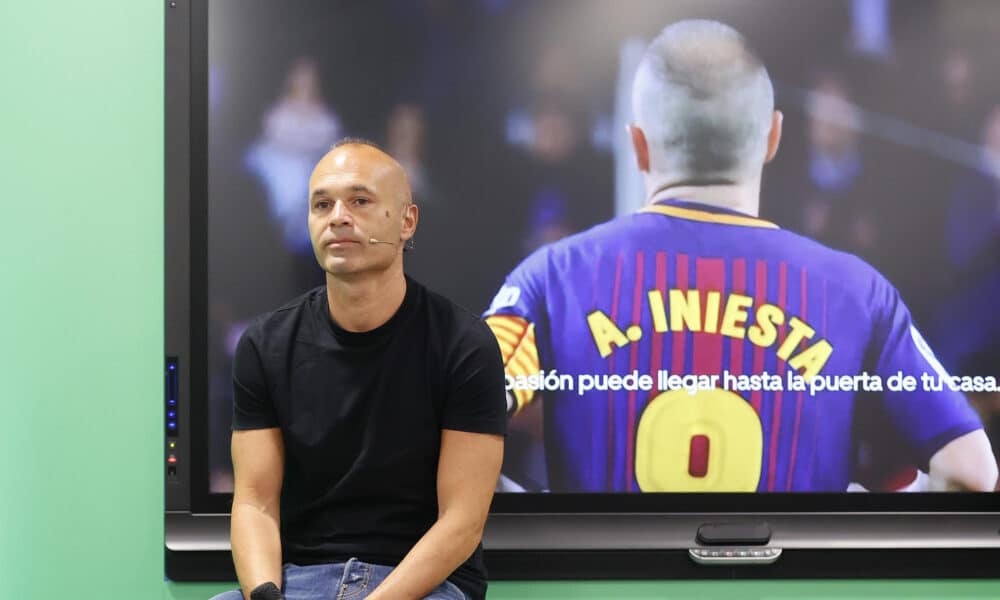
[671,253,689,376]
[607,252,624,490]
[786,265,808,490]
[626,251,645,491]
[767,261,788,491]
[731,258,747,379]
[750,260,767,414]
[693,257,726,376]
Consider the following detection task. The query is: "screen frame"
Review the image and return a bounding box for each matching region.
[165,0,1000,576]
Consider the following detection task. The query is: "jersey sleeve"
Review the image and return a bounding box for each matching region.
[867,277,984,470]
[482,250,548,414]
[232,323,279,430]
[441,318,508,436]
[481,247,547,322]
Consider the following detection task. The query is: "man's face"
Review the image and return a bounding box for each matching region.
[307,145,416,278]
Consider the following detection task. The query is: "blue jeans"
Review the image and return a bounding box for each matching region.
[209,558,468,600]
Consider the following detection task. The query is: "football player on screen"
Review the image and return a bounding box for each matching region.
[484,20,997,494]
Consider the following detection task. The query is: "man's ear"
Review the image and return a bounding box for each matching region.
[400,202,418,242]
[629,124,650,173]
[765,110,783,164]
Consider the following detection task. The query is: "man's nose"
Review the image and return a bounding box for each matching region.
[329,199,352,226]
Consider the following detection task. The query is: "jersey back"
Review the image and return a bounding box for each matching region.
[485,200,982,492]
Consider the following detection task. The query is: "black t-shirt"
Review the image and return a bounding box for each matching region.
[232,277,507,599]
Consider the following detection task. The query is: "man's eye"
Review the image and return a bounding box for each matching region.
[354,197,370,206]
[315,201,330,209]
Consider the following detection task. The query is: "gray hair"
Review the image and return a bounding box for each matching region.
[330,136,384,153]
[632,19,774,180]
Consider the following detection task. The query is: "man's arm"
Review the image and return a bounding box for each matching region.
[864,277,995,490]
[927,429,998,491]
[367,429,504,600]
[231,427,285,599]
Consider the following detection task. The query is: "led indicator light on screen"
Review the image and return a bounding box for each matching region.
[168,421,177,430]
[167,455,177,464]
[168,410,177,419]
[168,399,177,406]
[168,365,176,371]
[169,441,176,449]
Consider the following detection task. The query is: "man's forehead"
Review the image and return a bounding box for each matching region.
[309,144,412,200]
[310,155,397,192]
[309,175,379,196]
[324,144,397,172]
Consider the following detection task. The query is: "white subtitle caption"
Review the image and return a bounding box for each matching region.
[504,370,1000,396]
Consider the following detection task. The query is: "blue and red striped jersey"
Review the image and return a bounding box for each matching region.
[484,199,983,492]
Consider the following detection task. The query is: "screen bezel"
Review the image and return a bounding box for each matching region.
[168,0,1000,519]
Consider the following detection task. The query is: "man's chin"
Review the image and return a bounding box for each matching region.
[323,262,356,275]
[321,260,371,278]
[320,257,396,280]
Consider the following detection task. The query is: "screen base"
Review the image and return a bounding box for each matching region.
[167,511,1000,581]
[166,547,1000,582]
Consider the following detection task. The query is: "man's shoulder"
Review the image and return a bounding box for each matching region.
[412,278,494,346]
[775,228,887,288]
[415,278,483,327]
[243,286,324,343]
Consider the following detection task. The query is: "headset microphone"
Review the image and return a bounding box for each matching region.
[361,227,413,250]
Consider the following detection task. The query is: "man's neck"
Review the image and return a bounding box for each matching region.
[325,265,407,332]
[644,175,762,217]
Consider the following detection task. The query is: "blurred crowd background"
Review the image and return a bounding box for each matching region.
[205,0,1000,491]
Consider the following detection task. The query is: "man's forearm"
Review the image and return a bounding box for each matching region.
[366,514,481,600]
[927,468,997,491]
[231,501,283,598]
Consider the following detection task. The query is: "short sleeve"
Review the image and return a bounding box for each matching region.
[441,318,508,436]
[481,247,548,323]
[232,324,279,430]
[868,278,983,469]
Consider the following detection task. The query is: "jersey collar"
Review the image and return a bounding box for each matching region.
[639,198,779,229]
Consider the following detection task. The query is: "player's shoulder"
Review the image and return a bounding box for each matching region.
[772,228,895,301]
[775,227,869,269]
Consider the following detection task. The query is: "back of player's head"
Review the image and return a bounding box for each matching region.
[632,19,774,180]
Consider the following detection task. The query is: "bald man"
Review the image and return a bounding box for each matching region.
[484,20,996,494]
[213,139,506,600]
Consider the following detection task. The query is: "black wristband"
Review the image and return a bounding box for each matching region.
[249,581,283,600]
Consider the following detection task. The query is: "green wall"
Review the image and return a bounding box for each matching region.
[1,1,999,599]
[0,0,163,597]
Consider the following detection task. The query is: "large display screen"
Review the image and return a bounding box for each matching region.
[204,0,1000,498]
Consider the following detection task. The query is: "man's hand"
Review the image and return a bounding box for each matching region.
[249,581,284,600]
